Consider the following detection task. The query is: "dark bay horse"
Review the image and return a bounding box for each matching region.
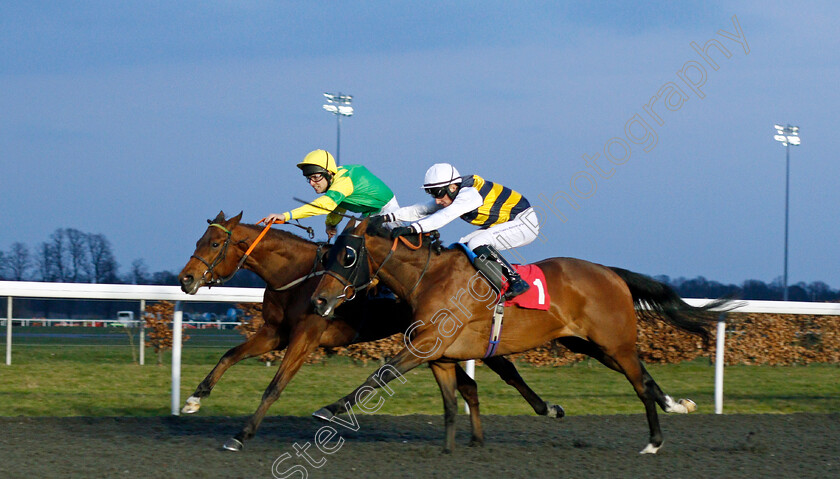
[178,211,563,451]
[310,218,731,454]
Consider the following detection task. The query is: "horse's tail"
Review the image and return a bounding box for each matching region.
[609,267,732,343]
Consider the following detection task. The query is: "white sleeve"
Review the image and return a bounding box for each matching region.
[390,199,441,223]
[413,187,483,233]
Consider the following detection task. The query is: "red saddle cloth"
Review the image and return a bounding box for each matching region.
[502,264,551,310]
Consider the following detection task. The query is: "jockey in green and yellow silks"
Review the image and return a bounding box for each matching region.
[262,150,400,239]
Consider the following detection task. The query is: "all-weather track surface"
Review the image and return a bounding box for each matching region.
[0,414,836,478]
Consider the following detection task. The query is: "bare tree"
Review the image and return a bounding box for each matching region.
[65,228,89,283]
[37,242,58,282]
[0,251,6,279]
[46,229,70,282]
[5,242,32,281]
[42,228,92,283]
[128,258,150,285]
[86,233,119,283]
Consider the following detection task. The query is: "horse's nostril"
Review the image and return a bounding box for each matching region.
[181,275,194,285]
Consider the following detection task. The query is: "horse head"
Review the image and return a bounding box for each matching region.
[179,210,247,294]
[310,218,373,317]
[311,216,441,317]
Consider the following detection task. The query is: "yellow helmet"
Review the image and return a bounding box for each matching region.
[297,150,338,177]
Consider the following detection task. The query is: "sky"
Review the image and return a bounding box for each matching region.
[2,1,839,288]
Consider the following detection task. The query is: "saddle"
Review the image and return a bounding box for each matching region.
[450,243,551,357]
[450,243,550,310]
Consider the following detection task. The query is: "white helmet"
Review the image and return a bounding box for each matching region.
[423,163,462,189]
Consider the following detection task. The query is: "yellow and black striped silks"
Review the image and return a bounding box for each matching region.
[459,175,530,228]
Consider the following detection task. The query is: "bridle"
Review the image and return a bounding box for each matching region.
[322,226,440,302]
[190,223,247,287]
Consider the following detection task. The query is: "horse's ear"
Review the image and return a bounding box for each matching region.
[228,211,243,227]
[212,211,226,224]
[343,219,357,232]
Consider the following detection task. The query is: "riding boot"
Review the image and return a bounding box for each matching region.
[472,245,530,300]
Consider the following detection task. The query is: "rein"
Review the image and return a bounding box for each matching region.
[270,243,331,292]
[367,233,437,298]
[192,221,315,288]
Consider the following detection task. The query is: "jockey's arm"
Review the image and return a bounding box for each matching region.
[284,194,340,222]
[388,200,439,223]
[412,188,482,233]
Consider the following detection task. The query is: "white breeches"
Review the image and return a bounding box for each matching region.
[459,207,540,251]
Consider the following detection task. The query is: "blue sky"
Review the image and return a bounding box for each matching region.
[2,1,839,288]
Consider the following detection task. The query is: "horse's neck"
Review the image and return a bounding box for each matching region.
[240,228,319,289]
[372,239,458,301]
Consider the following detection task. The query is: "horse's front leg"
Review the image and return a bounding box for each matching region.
[312,347,426,421]
[223,321,325,451]
[182,325,286,414]
[453,363,483,447]
[430,361,460,453]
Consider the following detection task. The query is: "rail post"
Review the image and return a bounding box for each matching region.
[139,299,145,366]
[5,297,11,366]
[715,316,726,414]
[171,301,183,415]
[464,359,475,413]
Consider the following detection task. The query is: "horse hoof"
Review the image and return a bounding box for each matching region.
[312,407,334,421]
[468,439,484,448]
[222,438,244,452]
[181,397,201,414]
[546,402,565,419]
[679,398,697,413]
[639,442,662,454]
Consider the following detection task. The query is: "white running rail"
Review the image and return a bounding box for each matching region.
[2,281,839,415]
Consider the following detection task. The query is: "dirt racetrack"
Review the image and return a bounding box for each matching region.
[1,413,837,479]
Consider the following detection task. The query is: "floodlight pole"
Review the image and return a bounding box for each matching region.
[335,113,343,166]
[783,141,790,301]
[773,124,800,301]
[323,92,354,166]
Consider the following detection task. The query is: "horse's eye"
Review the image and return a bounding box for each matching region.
[342,246,357,268]
[212,242,220,248]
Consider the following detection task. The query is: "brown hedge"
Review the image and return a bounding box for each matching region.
[235,305,840,366]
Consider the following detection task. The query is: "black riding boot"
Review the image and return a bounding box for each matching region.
[472,245,530,300]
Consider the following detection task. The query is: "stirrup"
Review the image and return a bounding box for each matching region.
[504,276,530,300]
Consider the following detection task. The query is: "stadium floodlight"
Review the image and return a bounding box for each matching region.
[322,92,354,165]
[774,124,800,146]
[773,124,801,301]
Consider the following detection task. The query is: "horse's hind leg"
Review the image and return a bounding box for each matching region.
[598,348,665,454]
[454,363,484,447]
[182,325,286,414]
[639,364,697,414]
[568,336,665,454]
[430,362,460,453]
[483,356,565,418]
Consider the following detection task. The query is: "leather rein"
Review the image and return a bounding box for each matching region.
[191,221,316,288]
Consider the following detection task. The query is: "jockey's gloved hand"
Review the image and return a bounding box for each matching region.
[368,215,387,230]
[390,226,415,238]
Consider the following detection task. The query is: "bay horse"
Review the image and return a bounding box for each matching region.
[177,211,564,451]
[309,218,731,454]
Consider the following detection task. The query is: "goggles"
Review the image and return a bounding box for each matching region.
[425,186,449,199]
